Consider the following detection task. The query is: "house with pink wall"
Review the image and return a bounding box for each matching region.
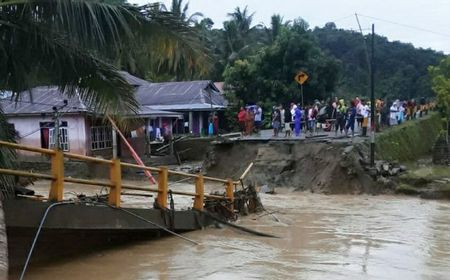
[1,86,114,157]
[1,73,227,158]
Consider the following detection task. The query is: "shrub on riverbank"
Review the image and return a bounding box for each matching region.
[375,113,442,161]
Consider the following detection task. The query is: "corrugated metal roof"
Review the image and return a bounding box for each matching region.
[119,71,151,87]
[134,106,184,118]
[146,104,225,111]
[0,86,87,115]
[136,80,227,108]
[0,73,227,116]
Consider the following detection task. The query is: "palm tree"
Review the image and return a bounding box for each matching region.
[267,14,291,43]
[223,6,256,62]
[0,0,210,196]
[157,0,203,26]
[0,1,210,272]
[170,0,203,25]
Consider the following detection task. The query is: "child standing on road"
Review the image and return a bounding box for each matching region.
[284,121,292,137]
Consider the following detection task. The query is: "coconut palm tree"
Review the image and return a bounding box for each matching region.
[222,6,259,62]
[159,0,203,26]
[0,0,210,197]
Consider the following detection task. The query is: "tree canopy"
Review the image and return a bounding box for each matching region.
[193,8,445,109]
[313,25,445,102]
[0,0,211,196]
[429,56,450,125]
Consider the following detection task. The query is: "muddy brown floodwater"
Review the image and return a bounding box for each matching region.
[15,184,450,280]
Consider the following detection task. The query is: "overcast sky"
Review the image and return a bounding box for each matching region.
[130,0,450,54]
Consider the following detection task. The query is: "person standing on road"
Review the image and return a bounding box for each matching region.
[361,100,369,137]
[238,107,246,134]
[294,105,302,137]
[307,105,318,136]
[389,100,399,126]
[213,113,219,135]
[335,99,347,136]
[290,102,297,130]
[398,102,405,125]
[245,108,255,136]
[279,105,285,132]
[254,105,263,133]
[208,114,214,136]
[345,101,357,140]
[272,107,281,137]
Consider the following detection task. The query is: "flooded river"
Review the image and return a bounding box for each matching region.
[16,184,450,279]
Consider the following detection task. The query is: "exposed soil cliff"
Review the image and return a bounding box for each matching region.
[205,114,444,195]
[205,141,379,194]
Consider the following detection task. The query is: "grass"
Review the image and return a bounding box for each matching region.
[375,113,443,161]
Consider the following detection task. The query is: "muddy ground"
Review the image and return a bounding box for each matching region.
[204,141,381,195]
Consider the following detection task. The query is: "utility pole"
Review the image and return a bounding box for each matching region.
[52,100,68,150]
[370,24,376,167]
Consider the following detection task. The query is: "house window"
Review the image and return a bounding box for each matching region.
[49,127,70,151]
[91,126,112,150]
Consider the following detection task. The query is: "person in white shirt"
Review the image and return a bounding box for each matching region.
[290,102,298,132]
[390,101,399,126]
[361,100,370,136]
[254,105,263,133]
[279,105,285,131]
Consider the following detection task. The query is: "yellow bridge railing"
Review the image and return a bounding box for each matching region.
[0,141,238,210]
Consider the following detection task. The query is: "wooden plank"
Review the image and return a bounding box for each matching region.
[107,116,157,184]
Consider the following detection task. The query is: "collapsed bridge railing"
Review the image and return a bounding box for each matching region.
[0,141,239,210]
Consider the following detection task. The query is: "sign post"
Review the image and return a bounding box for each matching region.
[295,71,309,108]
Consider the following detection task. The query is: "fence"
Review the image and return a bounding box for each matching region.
[0,141,237,210]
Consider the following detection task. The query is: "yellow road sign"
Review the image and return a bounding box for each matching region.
[295,71,309,85]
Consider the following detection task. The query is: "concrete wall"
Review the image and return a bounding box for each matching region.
[7,114,88,156]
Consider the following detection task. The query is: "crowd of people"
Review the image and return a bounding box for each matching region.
[237,96,434,139]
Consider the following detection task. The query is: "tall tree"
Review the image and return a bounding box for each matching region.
[0,0,140,113]
[0,0,210,197]
[224,18,340,108]
[132,1,209,81]
[223,6,256,62]
[168,0,203,25]
[429,56,450,135]
[313,24,444,101]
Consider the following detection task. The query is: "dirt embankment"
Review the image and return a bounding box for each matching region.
[205,141,379,194]
[204,113,445,196]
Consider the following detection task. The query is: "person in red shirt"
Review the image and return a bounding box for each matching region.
[213,113,219,135]
[238,107,246,134]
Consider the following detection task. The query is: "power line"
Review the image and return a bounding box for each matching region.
[356,13,450,38]
[16,106,73,139]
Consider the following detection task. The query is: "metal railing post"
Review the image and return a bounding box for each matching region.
[109,158,122,207]
[226,179,234,212]
[49,150,64,201]
[157,166,168,208]
[194,175,204,210]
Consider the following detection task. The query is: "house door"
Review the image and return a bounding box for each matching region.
[40,122,52,149]
[40,121,69,151]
